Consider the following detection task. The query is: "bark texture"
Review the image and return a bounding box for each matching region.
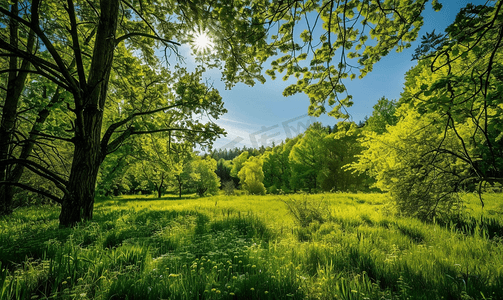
[59,0,120,226]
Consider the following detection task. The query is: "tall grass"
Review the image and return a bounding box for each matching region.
[1,193,502,299]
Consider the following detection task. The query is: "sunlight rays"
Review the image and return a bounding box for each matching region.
[190,29,215,54]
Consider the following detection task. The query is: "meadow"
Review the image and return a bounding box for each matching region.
[1,192,502,299]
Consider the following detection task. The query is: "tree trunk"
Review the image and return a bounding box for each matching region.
[58,0,120,226]
[157,174,164,198]
[59,133,102,225]
[0,1,34,215]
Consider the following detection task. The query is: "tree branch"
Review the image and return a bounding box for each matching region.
[115,32,181,46]
[0,48,72,91]
[66,0,87,87]
[0,181,62,203]
[100,101,194,154]
[0,158,68,187]
[30,132,74,143]
[0,3,78,92]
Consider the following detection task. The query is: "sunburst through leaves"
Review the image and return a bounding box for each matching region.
[190,29,215,54]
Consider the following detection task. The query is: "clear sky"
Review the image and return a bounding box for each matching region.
[180,0,489,151]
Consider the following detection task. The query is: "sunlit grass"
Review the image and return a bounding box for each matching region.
[1,193,502,299]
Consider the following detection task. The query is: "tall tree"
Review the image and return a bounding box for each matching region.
[0,0,46,215]
[409,2,503,194]
[320,122,368,192]
[0,0,268,225]
[289,123,327,193]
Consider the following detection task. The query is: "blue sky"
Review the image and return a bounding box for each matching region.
[180,0,489,150]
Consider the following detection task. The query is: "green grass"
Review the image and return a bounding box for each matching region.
[1,193,502,299]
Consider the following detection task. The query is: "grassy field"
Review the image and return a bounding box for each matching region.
[1,192,502,299]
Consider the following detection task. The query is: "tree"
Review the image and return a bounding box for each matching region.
[0,1,65,215]
[352,110,466,220]
[320,122,369,192]
[262,137,299,193]
[289,123,327,192]
[170,143,194,199]
[364,97,398,134]
[188,156,220,197]
[126,135,176,199]
[352,1,503,219]
[1,0,273,225]
[238,156,266,195]
[262,150,282,192]
[398,2,503,209]
[215,158,233,185]
[230,151,249,180]
[407,2,503,196]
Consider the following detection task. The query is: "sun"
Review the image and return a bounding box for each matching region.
[190,29,214,54]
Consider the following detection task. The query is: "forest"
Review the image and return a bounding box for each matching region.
[1,0,502,299]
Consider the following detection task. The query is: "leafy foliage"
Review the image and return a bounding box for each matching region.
[238,156,266,195]
[188,156,220,197]
[353,1,503,219]
[353,111,466,220]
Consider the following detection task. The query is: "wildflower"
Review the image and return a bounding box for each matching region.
[250,288,255,291]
